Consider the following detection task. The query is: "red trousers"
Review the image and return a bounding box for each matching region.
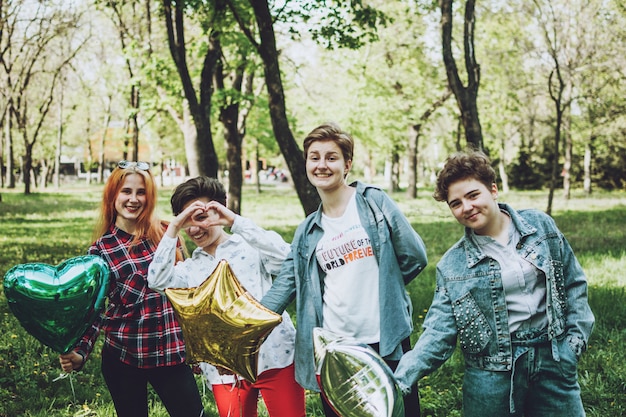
[211,363,305,417]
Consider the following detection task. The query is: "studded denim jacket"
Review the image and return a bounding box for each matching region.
[261,181,428,391]
[394,203,594,393]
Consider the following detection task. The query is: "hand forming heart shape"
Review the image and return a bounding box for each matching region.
[189,205,220,227]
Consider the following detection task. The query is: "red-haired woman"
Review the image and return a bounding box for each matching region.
[59,161,205,417]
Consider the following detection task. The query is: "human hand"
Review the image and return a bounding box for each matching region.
[58,351,85,373]
[201,201,236,228]
[167,200,210,236]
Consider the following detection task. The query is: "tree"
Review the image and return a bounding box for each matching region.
[440,0,484,151]
[162,0,220,178]
[1,1,86,194]
[570,0,626,195]
[527,0,609,213]
[215,43,259,214]
[238,0,320,215]
[96,0,155,163]
[1,0,18,189]
[407,89,452,197]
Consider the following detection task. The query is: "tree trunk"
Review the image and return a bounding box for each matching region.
[224,119,243,214]
[406,125,419,198]
[5,105,15,189]
[40,158,50,188]
[546,104,562,216]
[498,143,510,194]
[176,105,196,176]
[129,86,140,162]
[254,139,261,194]
[440,0,483,151]
[163,0,219,178]
[0,116,4,189]
[98,97,112,183]
[53,92,63,188]
[407,88,452,198]
[562,111,572,200]
[215,42,245,214]
[249,0,320,215]
[498,159,509,194]
[23,142,34,195]
[583,136,593,195]
[389,148,400,192]
[546,65,566,215]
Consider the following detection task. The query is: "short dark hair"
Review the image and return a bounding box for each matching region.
[170,176,227,215]
[433,150,496,202]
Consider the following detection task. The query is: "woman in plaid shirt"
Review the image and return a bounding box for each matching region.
[59,161,205,417]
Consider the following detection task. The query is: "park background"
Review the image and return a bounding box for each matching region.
[1,0,625,416]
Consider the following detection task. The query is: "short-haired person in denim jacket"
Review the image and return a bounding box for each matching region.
[394,150,594,417]
[260,123,428,417]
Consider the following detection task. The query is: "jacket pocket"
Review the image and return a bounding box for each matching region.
[452,292,493,354]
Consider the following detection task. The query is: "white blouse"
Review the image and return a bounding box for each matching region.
[148,216,296,385]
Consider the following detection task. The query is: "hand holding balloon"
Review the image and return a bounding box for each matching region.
[59,351,85,373]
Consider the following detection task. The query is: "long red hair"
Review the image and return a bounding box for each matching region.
[93,167,163,248]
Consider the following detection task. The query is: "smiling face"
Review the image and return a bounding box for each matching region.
[305,139,352,192]
[114,173,147,232]
[447,177,499,235]
[182,197,225,253]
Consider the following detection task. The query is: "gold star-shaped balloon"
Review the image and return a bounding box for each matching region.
[165,259,282,382]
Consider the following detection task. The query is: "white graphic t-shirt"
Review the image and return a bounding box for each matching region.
[316,193,380,343]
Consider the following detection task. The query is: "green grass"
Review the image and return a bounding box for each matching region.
[1,183,625,416]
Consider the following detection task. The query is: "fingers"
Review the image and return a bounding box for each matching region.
[172,201,208,230]
[60,362,74,373]
[203,202,235,227]
[59,352,81,372]
[177,199,235,229]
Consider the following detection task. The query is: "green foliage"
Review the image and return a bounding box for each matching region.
[1,186,625,416]
[593,142,626,190]
[507,149,545,190]
[283,1,390,49]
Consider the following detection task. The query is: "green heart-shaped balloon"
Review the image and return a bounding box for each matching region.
[3,255,110,353]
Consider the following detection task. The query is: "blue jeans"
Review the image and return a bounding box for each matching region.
[463,329,585,417]
[101,347,205,417]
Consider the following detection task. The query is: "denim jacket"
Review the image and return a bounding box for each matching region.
[261,181,428,391]
[394,203,594,393]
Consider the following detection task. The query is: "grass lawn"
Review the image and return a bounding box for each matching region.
[0,182,625,416]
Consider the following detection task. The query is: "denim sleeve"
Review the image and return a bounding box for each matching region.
[260,247,297,315]
[394,269,458,392]
[560,233,594,354]
[379,192,428,284]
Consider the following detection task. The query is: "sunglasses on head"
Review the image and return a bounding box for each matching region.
[118,160,150,171]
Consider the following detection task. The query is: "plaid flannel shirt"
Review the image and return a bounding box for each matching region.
[76,225,186,368]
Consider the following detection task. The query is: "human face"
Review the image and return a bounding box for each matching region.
[182,197,225,254]
[114,173,147,231]
[305,140,352,192]
[446,178,499,235]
